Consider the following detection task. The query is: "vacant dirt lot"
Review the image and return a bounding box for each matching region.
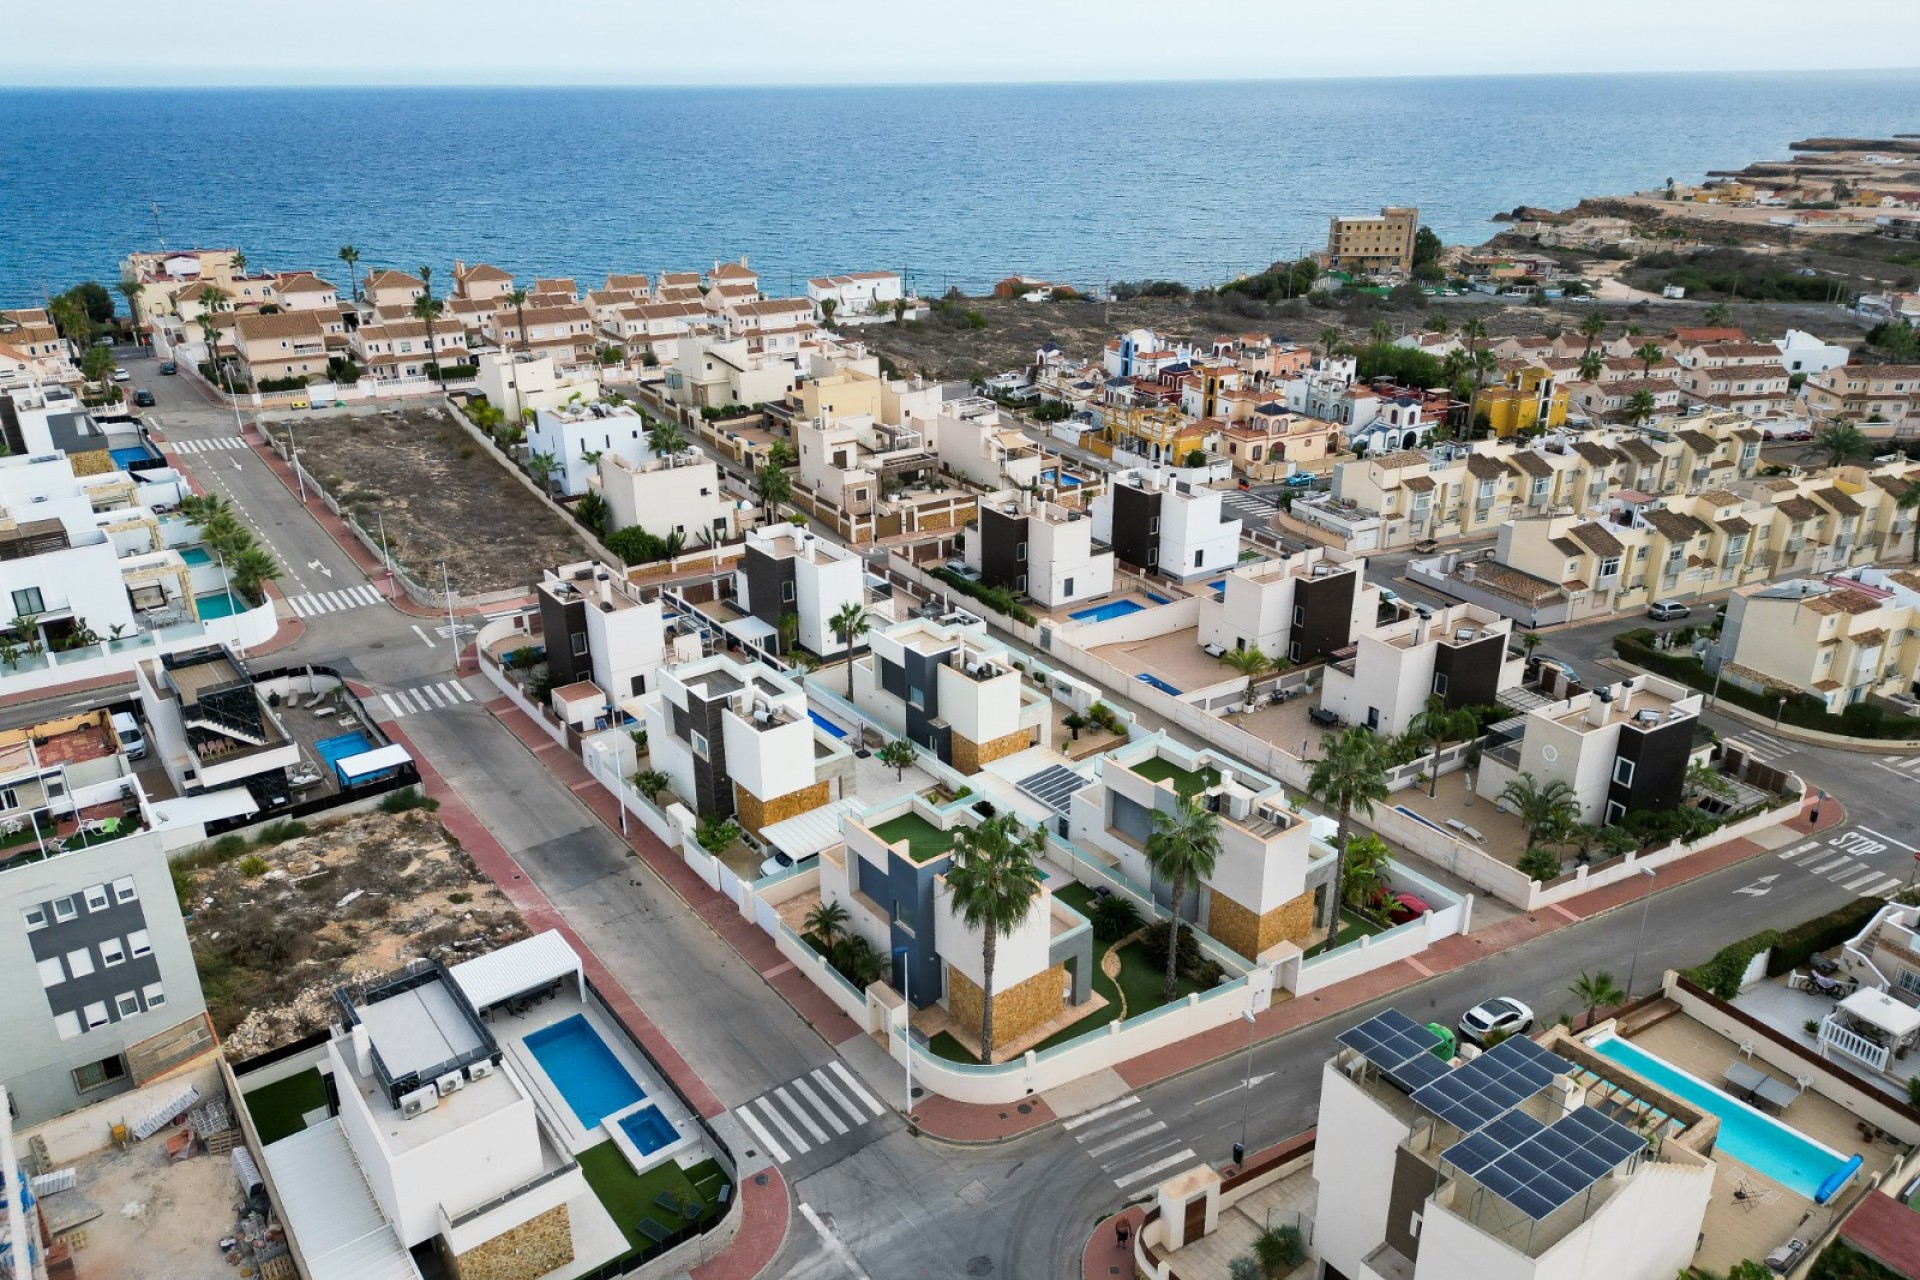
[289,404,588,594]
[185,806,529,1057]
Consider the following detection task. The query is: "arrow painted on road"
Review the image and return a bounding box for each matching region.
[1192,1073,1275,1107]
[1734,875,1779,897]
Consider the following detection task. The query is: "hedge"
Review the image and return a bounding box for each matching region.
[257,374,310,392]
[1682,929,1780,999]
[1614,629,1920,740]
[931,567,1037,625]
[1765,896,1895,977]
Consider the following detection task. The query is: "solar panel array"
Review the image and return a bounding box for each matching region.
[1016,764,1094,815]
[1448,1105,1647,1221]
[1336,1010,1444,1071]
[1411,1035,1571,1133]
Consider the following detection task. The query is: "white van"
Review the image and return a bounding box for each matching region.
[110,711,147,761]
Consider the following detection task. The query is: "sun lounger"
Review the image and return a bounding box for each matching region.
[635,1218,671,1245]
[1724,1061,1799,1110]
[1462,825,1486,844]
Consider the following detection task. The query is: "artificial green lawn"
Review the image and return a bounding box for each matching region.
[244,1068,328,1145]
[1129,756,1221,798]
[577,1143,730,1260]
[869,811,955,863]
[1305,908,1388,958]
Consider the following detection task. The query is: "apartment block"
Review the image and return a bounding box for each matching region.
[733,523,865,658]
[592,451,735,545]
[850,619,1050,773]
[1716,566,1920,712]
[1319,603,1520,736]
[1197,546,1381,665]
[663,333,799,410]
[1473,362,1569,436]
[1068,738,1326,956]
[1805,363,1920,433]
[1090,468,1241,583]
[806,271,904,320]
[961,489,1114,610]
[525,401,651,497]
[1325,206,1420,274]
[534,561,677,711]
[934,398,1046,490]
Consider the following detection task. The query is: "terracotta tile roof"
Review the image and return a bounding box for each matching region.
[1813,487,1864,518]
[1670,327,1746,344]
[1775,496,1821,521]
[1838,1185,1920,1277]
[1676,429,1720,454]
[1510,451,1553,478]
[1755,477,1798,492]
[1888,570,1920,592]
[366,268,424,290]
[1465,453,1514,480]
[1617,437,1664,466]
[1850,628,1889,647]
[1717,515,1753,536]
[1550,537,1584,557]
[1644,508,1712,541]
[1400,474,1435,492]
[1566,521,1625,557]
[1571,440,1621,466]
[1870,474,1915,498]
[1461,560,1566,606]
[233,311,326,342]
[606,273,651,291]
[1812,678,1842,691]
[1369,449,1431,470]
[275,273,335,293]
[1698,342,1785,360]
[711,262,758,281]
[1728,427,1764,443]
[458,262,512,283]
[660,272,702,286]
[1699,489,1743,508]
[1803,588,1882,616]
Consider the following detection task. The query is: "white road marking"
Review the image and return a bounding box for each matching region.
[798,1202,874,1280]
[421,684,449,709]
[777,1085,830,1143]
[1856,825,1919,853]
[1777,841,1821,860]
[1085,1121,1167,1159]
[753,1095,811,1154]
[788,1076,848,1135]
[1808,856,1851,874]
[1840,872,1884,891]
[808,1068,859,1122]
[411,624,436,647]
[1113,1149,1199,1189]
[734,1105,789,1164]
[449,681,474,702]
[1062,1094,1141,1131]
[827,1060,885,1117]
[381,694,405,718]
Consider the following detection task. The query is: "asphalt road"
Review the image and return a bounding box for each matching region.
[111,353,1920,1279]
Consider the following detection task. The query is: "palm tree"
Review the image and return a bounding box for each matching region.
[1498,771,1579,848]
[776,611,800,653]
[756,460,792,512]
[944,814,1045,1061]
[878,738,918,779]
[765,438,795,469]
[1218,646,1273,706]
[1623,388,1657,427]
[1368,319,1393,345]
[1459,315,1488,357]
[818,297,837,329]
[1633,342,1665,378]
[1520,629,1543,661]
[804,899,850,950]
[1812,422,1872,471]
[1578,311,1605,355]
[830,601,870,694]
[1570,970,1626,1027]
[1576,350,1603,383]
[418,264,433,299]
[1468,346,1498,405]
[411,294,445,380]
[339,246,361,301]
[1143,796,1222,1003]
[892,297,909,323]
[116,280,144,342]
[503,286,530,352]
[230,251,247,275]
[1897,483,1920,563]
[227,547,281,605]
[1307,728,1390,928]
[1318,326,1342,361]
[647,422,687,458]
[1703,302,1731,328]
[526,452,558,491]
[1407,694,1477,798]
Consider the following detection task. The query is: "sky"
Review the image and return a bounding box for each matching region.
[5,0,1917,87]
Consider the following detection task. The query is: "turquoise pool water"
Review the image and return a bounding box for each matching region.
[525,1014,646,1129]
[1040,467,1083,487]
[179,546,212,566]
[110,446,151,469]
[1136,672,1183,696]
[808,709,847,739]
[194,590,240,619]
[1586,1033,1850,1199]
[1070,599,1143,624]
[617,1104,678,1156]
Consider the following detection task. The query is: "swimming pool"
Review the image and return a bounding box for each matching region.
[194,590,240,619]
[524,1014,646,1129]
[110,446,151,470]
[1070,599,1144,624]
[1135,673,1183,696]
[179,546,213,566]
[1145,592,1172,605]
[808,709,848,739]
[1040,468,1083,488]
[1586,1032,1854,1200]
[617,1104,679,1156]
[1209,582,1227,596]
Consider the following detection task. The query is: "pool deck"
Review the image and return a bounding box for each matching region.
[1617,1013,1900,1272]
[1091,627,1241,696]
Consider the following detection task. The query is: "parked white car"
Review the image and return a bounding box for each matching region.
[1459,997,1534,1045]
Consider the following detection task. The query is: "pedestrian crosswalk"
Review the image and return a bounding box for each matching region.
[284,584,385,616]
[1062,1094,1197,1193]
[1775,831,1909,899]
[166,436,248,453]
[379,680,477,717]
[1873,754,1920,779]
[1223,490,1280,524]
[1731,730,1795,764]
[727,1063,886,1166]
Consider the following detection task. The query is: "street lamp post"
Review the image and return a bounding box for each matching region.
[1775,695,1788,730]
[376,510,394,597]
[1624,867,1658,997]
[286,421,307,502]
[891,946,914,1122]
[1234,1007,1257,1168]
[437,558,458,675]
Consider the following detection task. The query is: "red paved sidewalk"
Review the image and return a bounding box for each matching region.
[1082,1205,1144,1280]
[364,697,788,1279]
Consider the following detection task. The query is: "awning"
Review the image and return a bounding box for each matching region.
[760,798,862,858]
[261,1119,421,1280]
[449,930,583,1011]
[1839,988,1920,1039]
[148,787,260,829]
[335,743,411,782]
[128,582,168,610]
[721,615,778,648]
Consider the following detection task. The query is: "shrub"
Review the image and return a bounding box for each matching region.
[435,362,477,381]
[931,567,1037,625]
[1767,897,1889,976]
[237,854,270,876]
[254,820,308,846]
[1683,929,1780,999]
[379,788,439,814]
[1088,894,1143,942]
[1615,627,1920,738]
[1254,1224,1307,1273]
[1517,846,1562,882]
[1140,920,1225,987]
[256,374,311,393]
[448,891,472,905]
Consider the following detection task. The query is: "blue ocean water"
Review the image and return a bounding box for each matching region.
[5,72,1920,305]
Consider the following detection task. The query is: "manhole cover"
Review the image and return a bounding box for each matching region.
[754,1173,769,1187]
[965,1257,992,1276]
[1016,1103,1032,1114]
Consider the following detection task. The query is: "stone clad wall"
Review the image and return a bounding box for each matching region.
[1204,886,1314,961]
[951,729,1031,776]
[734,779,831,840]
[948,963,1067,1054]
[452,1203,574,1280]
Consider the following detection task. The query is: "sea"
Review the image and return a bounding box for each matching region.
[5,70,1920,306]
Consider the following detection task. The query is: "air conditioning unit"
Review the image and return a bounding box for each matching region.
[398,1085,440,1120]
[436,1071,466,1096]
[1454,628,1476,643]
[466,1061,495,1082]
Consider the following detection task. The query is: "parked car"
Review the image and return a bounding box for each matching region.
[131,388,155,407]
[759,851,796,879]
[1647,600,1691,621]
[1459,997,1534,1044]
[1763,1238,1806,1274]
[1375,890,1432,925]
[1308,705,1342,728]
[1528,654,1579,684]
[110,711,148,761]
[111,366,131,382]
[1411,603,1434,619]
[158,361,177,375]
[1285,472,1317,487]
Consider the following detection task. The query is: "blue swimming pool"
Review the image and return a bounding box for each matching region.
[1586,1032,1853,1200]
[1145,592,1172,605]
[1209,582,1227,596]
[525,1014,646,1129]
[617,1104,679,1156]
[110,446,152,470]
[1136,673,1183,696]
[179,546,213,566]
[808,709,848,739]
[1070,599,1144,624]
[194,590,240,619]
[1040,468,1083,488]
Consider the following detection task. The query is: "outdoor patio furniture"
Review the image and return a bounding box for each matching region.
[1724,1062,1801,1111]
[635,1218,671,1245]
[1462,825,1486,844]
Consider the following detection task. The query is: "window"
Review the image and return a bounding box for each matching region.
[71,1055,126,1093]
[690,730,708,759]
[52,896,77,923]
[66,948,95,978]
[1897,968,1920,997]
[143,982,165,1008]
[0,787,16,811]
[23,905,46,932]
[1604,800,1627,825]
[115,992,140,1018]
[908,686,926,710]
[11,587,44,616]
[1194,551,1204,568]
[1292,605,1305,626]
[570,632,588,657]
[85,884,109,912]
[1062,577,1074,596]
[127,929,151,958]
[1016,541,1028,562]
[53,1011,82,1041]
[113,876,137,903]
[1149,517,1160,535]
[1612,757,1636,787]
[1598,557,1621,580]
[83,1002,109,1030]
[1432,673,1449,696]
[38,957,65,989]
[100,937,125,967]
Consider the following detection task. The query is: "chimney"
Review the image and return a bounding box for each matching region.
[353,1022,373,1076]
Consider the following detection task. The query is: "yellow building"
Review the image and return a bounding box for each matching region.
[1473,364,1568,437]
[1324,206,1419,274]
[1088,403,1208,467]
